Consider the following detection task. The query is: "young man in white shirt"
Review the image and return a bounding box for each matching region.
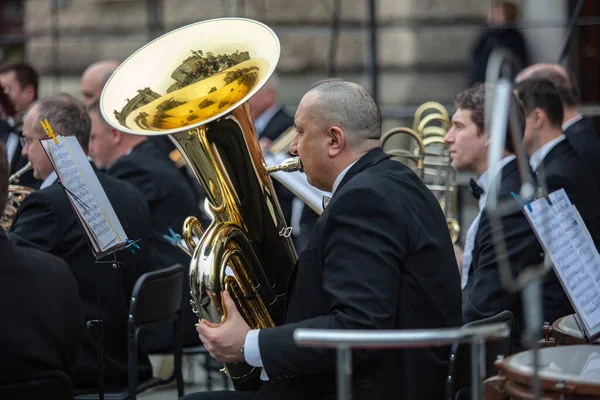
[446,83,544,351]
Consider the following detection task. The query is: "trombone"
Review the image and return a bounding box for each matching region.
[383,102,459,244]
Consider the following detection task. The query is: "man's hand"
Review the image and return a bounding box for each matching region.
[196,290,251,364]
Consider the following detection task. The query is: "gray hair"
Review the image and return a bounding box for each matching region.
[306,80,381,150]
[35,93,92,151]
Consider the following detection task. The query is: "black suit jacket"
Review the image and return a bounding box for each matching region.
[462,160,546,351]
[8,169,155,390]
[107,139,201,347]
[535,139,600,318]
[258,108,294,142]
[0,231,84,384]
[564,117,600,186]
[256,148,462,399]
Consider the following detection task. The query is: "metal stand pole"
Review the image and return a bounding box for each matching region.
[470,337,484,400]
[367,0,378,103]
[337,345,352,400]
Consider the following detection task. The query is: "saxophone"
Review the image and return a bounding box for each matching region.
[1,162,33,231]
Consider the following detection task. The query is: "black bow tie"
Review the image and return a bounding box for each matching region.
[469,178,484,200]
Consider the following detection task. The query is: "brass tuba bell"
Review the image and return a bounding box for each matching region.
[99,18,298,390]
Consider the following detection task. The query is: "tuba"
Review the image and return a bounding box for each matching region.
[99,18,298,390]
[1,162,34,231]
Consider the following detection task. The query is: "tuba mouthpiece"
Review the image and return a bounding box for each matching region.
[266,157,303,174]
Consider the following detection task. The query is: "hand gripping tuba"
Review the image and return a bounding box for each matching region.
[99,18,298,390]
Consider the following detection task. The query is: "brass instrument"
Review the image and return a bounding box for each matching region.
[413,101,450,132]
[414,103,459,244]
[381,127,425,179]
[99,18,299,390]
[382,101,460,244]
[1,162,34,231]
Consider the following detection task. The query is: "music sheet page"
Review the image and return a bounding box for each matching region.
[524,189,600,337]
[41,136,127,254]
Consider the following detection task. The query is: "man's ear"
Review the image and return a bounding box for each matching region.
[111,128,123,145]
[22,85,36,105]
[327,126,344,157]
[533,109,544,129]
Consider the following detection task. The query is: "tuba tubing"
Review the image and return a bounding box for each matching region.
[99,18,297,391]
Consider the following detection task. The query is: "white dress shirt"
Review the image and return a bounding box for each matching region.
[40,171,58,190]
[5,132,19,166]
[244,158,358,381]
[528,135,566,173]
[461,155,516,288]
[562,113,583,132]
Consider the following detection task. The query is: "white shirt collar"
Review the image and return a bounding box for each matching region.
[254,104,282,136]
[529,135,566,172]
[562,113,583,132]
[5,132,19,165]
[40,171,58,189]
[331,159,358,195]
[477,154,516,209]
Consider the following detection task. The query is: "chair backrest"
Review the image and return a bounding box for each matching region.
[446,310,515,400]
[0,370,74,399]
[129,263,185,326]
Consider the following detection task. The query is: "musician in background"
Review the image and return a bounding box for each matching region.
[515,63,600,185]
[445,83,544,351]
[184,80,462,400]
[515,78,600,319]
[80,60,121,106]
[87,98,204,349]
[250,73,318,252]
[9,93,155,390]
[0,141,84,385]
[0,62,40,189]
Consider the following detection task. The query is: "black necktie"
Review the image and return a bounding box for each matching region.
[469,178,484,200]
[322,195,331,209]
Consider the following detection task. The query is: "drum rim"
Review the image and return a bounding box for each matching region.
[552,315,587,345]
[499,347,600,396]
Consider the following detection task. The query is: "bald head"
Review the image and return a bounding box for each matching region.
[515,63,580,109]
[306,80,381,151]
[80,60,120,106]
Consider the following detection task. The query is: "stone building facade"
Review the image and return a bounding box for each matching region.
[24,0,489,112]
[20,0,569,245]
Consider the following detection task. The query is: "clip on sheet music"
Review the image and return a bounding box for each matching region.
[521,188,600,342]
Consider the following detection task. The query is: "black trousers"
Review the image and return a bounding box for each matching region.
[181,391,257,400]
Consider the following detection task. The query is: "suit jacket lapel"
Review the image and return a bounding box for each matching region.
[335,148,388,196]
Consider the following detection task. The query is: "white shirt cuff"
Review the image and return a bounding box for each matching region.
[244,329,269,381]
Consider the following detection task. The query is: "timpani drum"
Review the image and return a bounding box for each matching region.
[540,314,600,347]
[551,314,600,346]
[487,345,600,399]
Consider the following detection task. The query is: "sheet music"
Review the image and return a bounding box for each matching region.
[524,189,600,338]
[41,136,127,255]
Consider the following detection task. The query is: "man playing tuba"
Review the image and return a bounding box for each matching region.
[184,80,462,400]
